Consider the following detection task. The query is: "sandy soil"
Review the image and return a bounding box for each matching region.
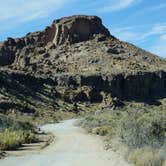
[0,119,131,166]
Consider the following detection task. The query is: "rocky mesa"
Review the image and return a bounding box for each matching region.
[0,15,166,114]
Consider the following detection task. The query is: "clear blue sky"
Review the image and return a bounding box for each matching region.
[0,0,166,58]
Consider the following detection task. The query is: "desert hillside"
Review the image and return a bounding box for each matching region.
[0,15,166,166]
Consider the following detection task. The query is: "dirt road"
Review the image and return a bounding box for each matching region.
[0,119,130,166]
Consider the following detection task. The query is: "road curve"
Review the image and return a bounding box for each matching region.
[0,119,130,166]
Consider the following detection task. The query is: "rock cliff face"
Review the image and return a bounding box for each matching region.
[0,15,166,107]
[53,71,166,102]
[1,70,165,106]
[45,15,110,45]
[0,15,110,66]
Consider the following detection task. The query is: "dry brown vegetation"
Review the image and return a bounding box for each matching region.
[78,103,166,166]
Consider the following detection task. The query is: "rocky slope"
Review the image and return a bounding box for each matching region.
[0,15,165,74]
[0,15,166,115]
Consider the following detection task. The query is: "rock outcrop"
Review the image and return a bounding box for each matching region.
[1,70,165,106]
[0,15,110,66]
[54,71,166,102]
[0,15,165,106]
[45,15,110,45]
[0,15,165,74]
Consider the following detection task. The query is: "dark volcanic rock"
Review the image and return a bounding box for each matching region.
[0,15,165,105]
[0,38,16,65]
[46,15,110,45]
[79,71,166,101]
[73,91,89,102]
[54,70,166,102]
[0,15,111,67]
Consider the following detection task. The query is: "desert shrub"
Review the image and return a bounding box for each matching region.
[8,121,34,131]
[128,148,165,166]
[79,111,121,134]
[80,107,166,166]
[24,131,38,143]
[92,126,112,136]
[117,110,166,148]
[0,115,34,132]
[22,131,38,144]
[0,129,37,150]
[0,130,24,150]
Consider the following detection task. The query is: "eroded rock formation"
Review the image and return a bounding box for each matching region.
[0,15,165,105]
[0,15,111,67]
[45,15,110,45]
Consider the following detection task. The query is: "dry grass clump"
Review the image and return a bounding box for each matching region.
[79,106,166,166]
[128,147,165,166]
[0,129,37,150]
[79,111,121,134]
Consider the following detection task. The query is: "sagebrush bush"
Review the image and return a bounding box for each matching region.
[79,106,166,166]
[128,148,164,166]
[79,111,121,134]
[117,110,166,148]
